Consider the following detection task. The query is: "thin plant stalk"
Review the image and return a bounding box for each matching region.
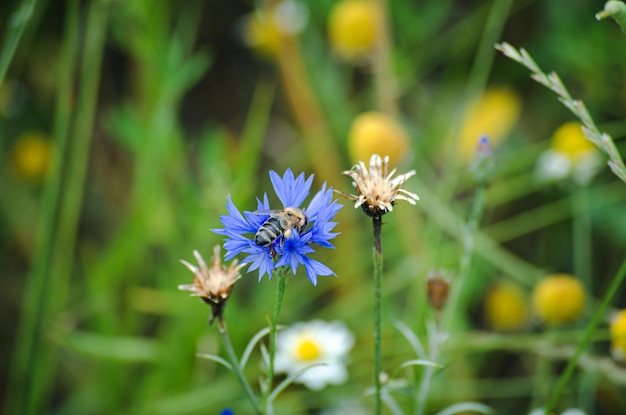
[373,216,383,415]
[416,319,442,415]
[5,1,107,413]
[263,266,288,415]
[0,0,37,88]
[545,257,626,412]
[219,325,262,415]
[444,182,488,329]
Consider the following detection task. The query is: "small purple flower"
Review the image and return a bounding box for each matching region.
[212,169,342,285]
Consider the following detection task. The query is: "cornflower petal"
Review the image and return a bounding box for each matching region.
[270,168,314,207]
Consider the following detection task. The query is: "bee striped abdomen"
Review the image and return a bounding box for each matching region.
[255,218,284,246]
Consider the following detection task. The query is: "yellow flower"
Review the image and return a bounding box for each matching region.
[337,154,419,217]
[241,0,308,57]
[551,121,596,159]
[532,274,585,325]
[535,122,601,185]
[348,111,410,166]
[179,246,244,326]
[328,0,380,61]
[484,281,529,331]
[12,131,53,181]
[242,12,282,57]
[610,309,626,361]
[458,87,521,161]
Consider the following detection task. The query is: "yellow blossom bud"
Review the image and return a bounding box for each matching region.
[242,13,282,57]
[328,0,380,61]
[610,309,626,361]
[484,281,529,331]
[241,1,308,57]
[550,121,596,160]
[12,132,53,181]
[458,87,521,161]
[532,274,585,325]
[347,111,410,166]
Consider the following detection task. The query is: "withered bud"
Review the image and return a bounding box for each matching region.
[179,245,244,326]
[427,272,451,312]
[336,154,419,218]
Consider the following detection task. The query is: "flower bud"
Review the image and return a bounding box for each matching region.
[328,0,380,61]
[427,272,450,312]
[347,111,410,167]
[532,274,585,325]
[484,281,528,331]
[610,309,626,361]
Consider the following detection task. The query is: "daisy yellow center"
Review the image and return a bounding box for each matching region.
[551,121,595,159]
[296,338,322,361]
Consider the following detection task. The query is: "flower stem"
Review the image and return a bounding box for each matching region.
[373,216,383,415]
[219,325,262,415]
[444,182,488,329]
[264,267,287,415]
[545,256,626,413]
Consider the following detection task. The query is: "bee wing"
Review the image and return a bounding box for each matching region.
[252,209,283,216]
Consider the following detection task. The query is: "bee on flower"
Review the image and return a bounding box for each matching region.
[337,154,419,218]
[178,246,244,326]
[535,121,602,185]
[213,169,342,286]
[274,320,354,390]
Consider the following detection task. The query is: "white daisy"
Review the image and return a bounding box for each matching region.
[535,121,602,186]
[274,320,354,390]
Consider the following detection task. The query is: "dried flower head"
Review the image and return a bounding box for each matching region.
[179,245,244,325]
[338,154,419,217]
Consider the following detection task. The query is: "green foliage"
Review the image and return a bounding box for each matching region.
[2,0,626,414]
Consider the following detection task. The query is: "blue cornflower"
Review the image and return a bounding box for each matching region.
[212,169,342,285]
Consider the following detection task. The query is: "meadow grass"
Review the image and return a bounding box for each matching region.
[2,1,626,414]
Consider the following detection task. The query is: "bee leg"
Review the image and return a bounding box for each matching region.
[269,244,278,260]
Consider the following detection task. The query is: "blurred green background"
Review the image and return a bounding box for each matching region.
[2,0,626,414]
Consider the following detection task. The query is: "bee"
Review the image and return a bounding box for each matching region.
[254,207,308,250]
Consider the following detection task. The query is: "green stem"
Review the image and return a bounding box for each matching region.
[0,0,37,88]
[373,216,383,415]
[264,267,287,415]
[444,183,488,329]
[219,326,262,415]
[6,1,107,414]
[572,186,592,289]
[545,257,626,412]
[416,321,441,415]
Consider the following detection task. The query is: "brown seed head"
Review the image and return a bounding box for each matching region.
[179,245,245,325]
[427,272,451,312]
